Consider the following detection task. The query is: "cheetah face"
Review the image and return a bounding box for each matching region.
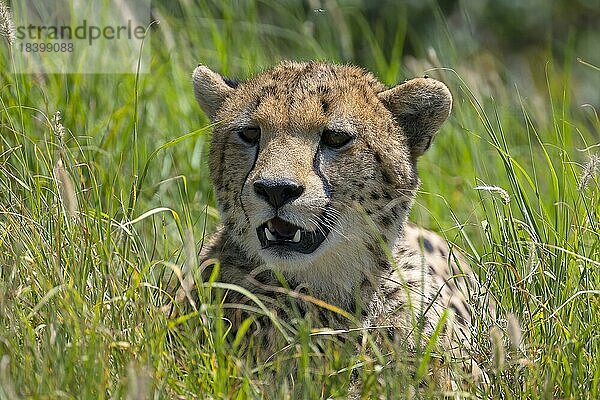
[248,126,357,256]
[192,62,451,269]
[214,116,359,263]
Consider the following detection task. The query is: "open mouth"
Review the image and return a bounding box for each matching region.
[256,217,330,254]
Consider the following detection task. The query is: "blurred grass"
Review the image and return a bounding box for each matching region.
[1,0,599,398]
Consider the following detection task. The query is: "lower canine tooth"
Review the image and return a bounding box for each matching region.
[292,229,301,243]
[265,228,276,241]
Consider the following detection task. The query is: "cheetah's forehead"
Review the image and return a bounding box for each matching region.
[222,62,389,136]
[254,61,388,94]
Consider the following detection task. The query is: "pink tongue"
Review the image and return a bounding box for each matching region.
[270,218,297,238]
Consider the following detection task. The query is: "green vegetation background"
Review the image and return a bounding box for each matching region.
[1,0,598,398]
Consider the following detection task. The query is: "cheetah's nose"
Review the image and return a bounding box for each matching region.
[253,178,304,208]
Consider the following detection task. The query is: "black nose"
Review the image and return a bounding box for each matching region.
[253,178,304,208]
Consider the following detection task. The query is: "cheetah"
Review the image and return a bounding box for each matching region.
[173,61,484,391]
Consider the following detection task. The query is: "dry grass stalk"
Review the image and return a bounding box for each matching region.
[51,111,78,218]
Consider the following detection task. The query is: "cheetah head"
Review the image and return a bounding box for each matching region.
[193,61,451,273]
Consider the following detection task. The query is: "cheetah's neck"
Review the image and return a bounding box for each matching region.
[269,238,391,314]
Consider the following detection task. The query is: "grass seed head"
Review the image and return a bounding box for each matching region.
[507,313,523,351]
[51,111,66,142]
[474,185,511,204]
[578,154,599,192]
[490,326,505,371]
[0,1,15,47]
[53,157,78,218]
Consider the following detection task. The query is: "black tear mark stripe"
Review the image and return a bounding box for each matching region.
[238,142,260,223]
[313,147,332,198]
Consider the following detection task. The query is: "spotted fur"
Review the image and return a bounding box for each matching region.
[176,61,482,385]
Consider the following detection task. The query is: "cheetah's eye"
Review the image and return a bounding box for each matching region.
[321,129,354,149]
[238,127,261,145]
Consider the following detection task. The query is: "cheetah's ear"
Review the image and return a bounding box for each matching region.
[192,65,236,121]
[378,78,452,157]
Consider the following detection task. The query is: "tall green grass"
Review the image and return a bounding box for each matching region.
[1,1,598,398]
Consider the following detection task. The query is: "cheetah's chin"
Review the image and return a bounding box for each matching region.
[256,217,330,254]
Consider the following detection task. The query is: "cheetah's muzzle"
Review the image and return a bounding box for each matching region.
[256,217,330,254]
